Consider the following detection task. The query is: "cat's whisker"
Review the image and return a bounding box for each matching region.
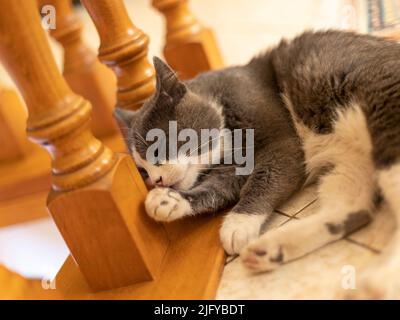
[201,166,241,171]
[220,146,254,152]
[135,132,149,146]
[188,134,223,157]
[191,117,199,130]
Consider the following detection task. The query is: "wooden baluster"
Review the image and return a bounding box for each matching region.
[0,0,168,291]
[0,81,50,206]
[152,0,224,79]
[0,84,29,161]
[38,0,118,138]
[81,0,155,111]
[71,0,225,299]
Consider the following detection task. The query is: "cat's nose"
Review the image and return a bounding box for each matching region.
[155,176,163,186]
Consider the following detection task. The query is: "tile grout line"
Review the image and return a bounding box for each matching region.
[279,216,295,226]
[274,209,298,219]
[276,197,318,219]
[224,210,300,266]
[292,198,318,218]
[345,238,381,254]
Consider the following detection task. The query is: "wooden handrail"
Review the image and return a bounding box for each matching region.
[0,0,168,291]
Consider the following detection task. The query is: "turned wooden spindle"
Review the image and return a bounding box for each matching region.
[51,0,225,299]
[0,81,50,205]
[0,84,30,161]
[38,0,118,138]
[152,0,224,79]
[0,0,168,291]
[81,0,155,111]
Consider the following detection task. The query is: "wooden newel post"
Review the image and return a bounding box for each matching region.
[39,0,119,138]
[152,0,224,79]
[0,0,168,291]
[81,0,156,111]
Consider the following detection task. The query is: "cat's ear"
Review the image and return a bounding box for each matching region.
[153,56,187,101]
[113,107,136,141]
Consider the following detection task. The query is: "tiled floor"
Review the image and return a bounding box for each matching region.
[217,186,396,299]
[0,0,395,299]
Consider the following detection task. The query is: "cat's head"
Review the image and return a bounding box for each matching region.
[114,57,224,190]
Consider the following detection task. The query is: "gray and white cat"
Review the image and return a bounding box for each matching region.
[115,30,400,299]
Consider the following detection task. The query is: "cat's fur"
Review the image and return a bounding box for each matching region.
[115,56,306,254]
[115,30,400,299]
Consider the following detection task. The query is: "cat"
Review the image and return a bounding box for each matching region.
[115,30,400,299]
[115,56,306,255]
[241,30,400,299]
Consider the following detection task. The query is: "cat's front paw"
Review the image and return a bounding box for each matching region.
[220,213,266,255]
[241,230,288,272]
[145,188,192,222]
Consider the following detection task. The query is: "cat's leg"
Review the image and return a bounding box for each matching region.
[220,144,305,255]
[241,159,376,272]
[343,93,400,299]
[145,168,245,222]
[145,187,193,222]
[346,163,400,299]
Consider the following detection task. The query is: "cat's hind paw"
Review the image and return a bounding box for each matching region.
[145,187,192,222]
[220,213,266,255]
[240,230,288,272]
